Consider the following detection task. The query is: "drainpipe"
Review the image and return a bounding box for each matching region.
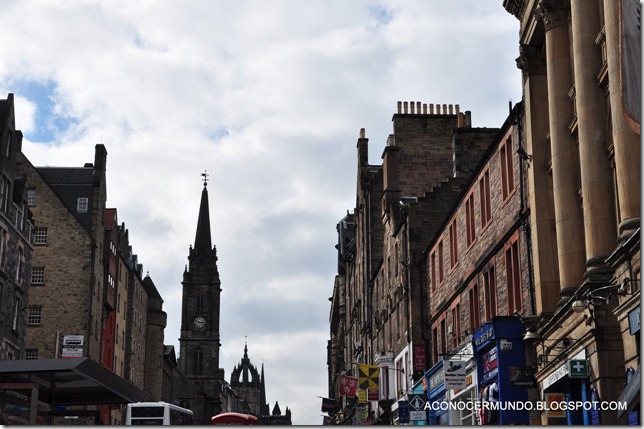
[513,101,536,315]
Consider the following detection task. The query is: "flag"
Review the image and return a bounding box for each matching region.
[321,397,335,413]
[339,374,358,397]
[357,363,380,391]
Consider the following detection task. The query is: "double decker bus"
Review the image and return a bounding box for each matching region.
[125,401,193,425]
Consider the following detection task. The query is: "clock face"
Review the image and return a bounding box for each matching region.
[193,316,206,329]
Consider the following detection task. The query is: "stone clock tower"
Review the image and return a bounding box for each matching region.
[178,174,222,423]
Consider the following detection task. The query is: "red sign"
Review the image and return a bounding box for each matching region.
[413,345,426,371]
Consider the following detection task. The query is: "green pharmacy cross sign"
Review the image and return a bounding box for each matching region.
[568,359,589,378]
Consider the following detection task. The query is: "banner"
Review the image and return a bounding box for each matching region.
[321,397,335,413]
[339,374,358,397]
[357,364,380,391]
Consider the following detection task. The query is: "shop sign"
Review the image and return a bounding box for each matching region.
[61,335,84,358]
[397,400,410,424]
[509,365,536,387]
[443,360,467,389]
[545,393,566,418]
[474,325,494,348]
[452,372,475,398]
[482,348,498,377]
[428,368,444,391]
[409,394,427,421]
[542,349,586,390]
[568,359,588,378]
[413,345,426,371]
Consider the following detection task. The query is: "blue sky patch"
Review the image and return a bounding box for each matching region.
[10,79,78,143]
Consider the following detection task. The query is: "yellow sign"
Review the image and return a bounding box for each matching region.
[545,393,566,418]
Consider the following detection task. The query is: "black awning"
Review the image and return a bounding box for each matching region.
[0,357,147,406]
[618,366,640,418]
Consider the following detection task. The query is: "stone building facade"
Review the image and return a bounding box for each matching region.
[15,143,168,424]
[0,94,35,361]
[504,0,640,424]
[17,144,108,364]
[329,102,501,422]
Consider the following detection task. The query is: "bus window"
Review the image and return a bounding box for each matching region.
[125,402,193,425]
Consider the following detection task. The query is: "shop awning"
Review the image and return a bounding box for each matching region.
[0,357,147,406]
[617,366,640,418]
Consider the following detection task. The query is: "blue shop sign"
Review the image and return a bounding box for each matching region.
[474,324,495,349]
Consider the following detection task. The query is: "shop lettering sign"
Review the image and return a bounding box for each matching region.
[475,325,494,348]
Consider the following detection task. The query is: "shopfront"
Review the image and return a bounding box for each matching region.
[446,339,478,425]
[425,360,448,425]
[473,316,529,425]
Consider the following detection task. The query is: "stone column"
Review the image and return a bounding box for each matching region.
[538,0,586,298]
[516,44,561,314]
[570,0,617,275]
[604,0,641,237]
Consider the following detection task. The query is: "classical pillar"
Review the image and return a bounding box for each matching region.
[538,0,586,298]
[516,44,561,314]
[570,0,617,275]
[604,0,641,237]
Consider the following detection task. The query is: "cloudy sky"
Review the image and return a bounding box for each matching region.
[1,1,522,424]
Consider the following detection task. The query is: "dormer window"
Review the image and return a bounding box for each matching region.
[77,197,88,213]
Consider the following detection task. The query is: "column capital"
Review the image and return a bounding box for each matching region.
[516,44,547,77]
[535,0,571,32]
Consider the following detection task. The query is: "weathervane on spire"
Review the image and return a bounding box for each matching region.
[201,170,209,187]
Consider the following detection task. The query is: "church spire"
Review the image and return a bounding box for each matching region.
[194,171,212,251]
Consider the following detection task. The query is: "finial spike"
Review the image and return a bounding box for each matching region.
[201,170,209,187]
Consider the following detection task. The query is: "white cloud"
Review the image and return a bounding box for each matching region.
[0,0,521,424]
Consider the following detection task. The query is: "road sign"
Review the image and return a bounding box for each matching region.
[568,359,588,378]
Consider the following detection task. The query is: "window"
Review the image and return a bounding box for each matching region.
[34,227,48,245]
[440,318,447,355]
[465,193,476,247]
[25,349,38,360]
[506,238,522,314]
[430,251,437,292]
[27,189,35,206]
[500,138,515,200]
[449,219,458,268]
[15,247,23,282]
[15,202,25,231]
[479,169,492,227]
[452,303,461,348]
[12,296,20,331]
[77,197,88,213]
[438,240,444,284]
[469,283,481,331]
[432,327,439,364]
[483,267,497,321]
[5,132,11,158]
[0,228,8,268]
[193,349,203,375]
[27,306,42,325]
[0,176,10,213]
